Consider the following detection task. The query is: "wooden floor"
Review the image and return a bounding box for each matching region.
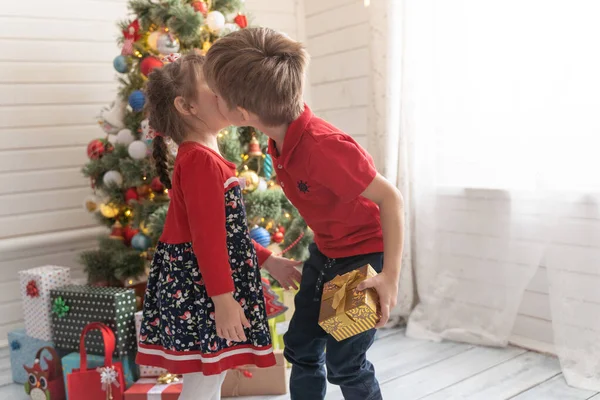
[1,329,598,400]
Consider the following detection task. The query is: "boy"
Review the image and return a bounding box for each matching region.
[204,27,404,400]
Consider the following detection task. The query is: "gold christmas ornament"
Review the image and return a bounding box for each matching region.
[99,203,120,218]
[239,169,259,192]
[83,194,100,213]
[202,41,212,53]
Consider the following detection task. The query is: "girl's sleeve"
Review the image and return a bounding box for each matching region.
[180,153,234,297]
[252,240,273,266]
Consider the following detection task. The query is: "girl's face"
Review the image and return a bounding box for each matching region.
[188,70,230,132]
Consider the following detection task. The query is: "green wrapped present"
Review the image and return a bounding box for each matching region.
[50,285,137,357]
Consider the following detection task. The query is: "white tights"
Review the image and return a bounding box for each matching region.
[179,371,227,400]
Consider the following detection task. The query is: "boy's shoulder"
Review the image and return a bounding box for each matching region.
[303,114,354,146]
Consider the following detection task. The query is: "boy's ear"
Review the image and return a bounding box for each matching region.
[174,96,192,116]
[236,106,253,124]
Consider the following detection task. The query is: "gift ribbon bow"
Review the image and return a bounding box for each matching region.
[329,270,364,325]
[98,366,120,400]
[157,372,179,384]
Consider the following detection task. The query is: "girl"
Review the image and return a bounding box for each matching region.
[136,53,301,400]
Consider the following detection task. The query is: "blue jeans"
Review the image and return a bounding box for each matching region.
[284,244,383,400]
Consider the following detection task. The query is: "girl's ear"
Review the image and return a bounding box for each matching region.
[174,96,192,115]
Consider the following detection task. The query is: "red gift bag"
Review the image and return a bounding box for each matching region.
[24,346,65,400]
[67,322,126,400]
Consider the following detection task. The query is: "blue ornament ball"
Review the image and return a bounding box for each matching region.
[128,90,145,112]
[131,232,151,251]
[113,55,129,73]
[249,226,271,247]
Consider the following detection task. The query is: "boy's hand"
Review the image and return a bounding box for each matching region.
[357,272,398,328]
[213,293,251,342]
[263,255,302,290]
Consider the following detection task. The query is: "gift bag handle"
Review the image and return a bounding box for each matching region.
[79,322,116,369]
[34,346,61,379]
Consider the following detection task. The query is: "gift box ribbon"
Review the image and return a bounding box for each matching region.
[326,270,364,326]
[134,378,182,400]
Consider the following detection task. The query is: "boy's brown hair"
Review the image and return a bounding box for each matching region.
[204,27,309,126]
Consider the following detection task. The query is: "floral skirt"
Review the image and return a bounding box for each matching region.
[136,242,275,375]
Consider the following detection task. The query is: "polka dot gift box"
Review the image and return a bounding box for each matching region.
[50,285,137,358]
[19,266,71,341]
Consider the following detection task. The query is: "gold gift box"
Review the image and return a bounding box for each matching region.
[318,264,380,341]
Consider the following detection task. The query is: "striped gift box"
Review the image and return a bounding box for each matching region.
[318,264,380,342]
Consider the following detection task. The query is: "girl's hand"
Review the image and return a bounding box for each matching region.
[263,255,302,290]
[213,293,251,342]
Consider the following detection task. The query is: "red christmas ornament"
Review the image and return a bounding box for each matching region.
[26,280,39,298]
[261,277,287,319]
[273,231,284,243]
[125,187,139,203]
[151,176,164,192]
[192,1,208,16]
[137,184,152,197]
[123,225,139,245]
[278,226,286,234]
[140,56,164,77]
[87,139,106,160]
[234,13,248,29]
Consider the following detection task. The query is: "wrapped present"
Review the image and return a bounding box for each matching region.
[24,346,65,400]
[221,350,287,397]
[124,377,182,399]
[62,350,138,399]
[50,285,137,357]
[19,266,71,341]
[134,311,167,377]
[8,328,54,384]
[318,265,380,342]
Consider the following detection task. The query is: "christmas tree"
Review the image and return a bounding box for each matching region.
[81,0,312,287]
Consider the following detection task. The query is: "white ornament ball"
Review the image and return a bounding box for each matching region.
[257,177,268,192]
[206,11,226,32]
[221,23,240,36]
[115,128,135,146]
[128,140,148,160]
[157,33,180,55]
[103,170,123,187]
[147,31,161,51]
[107,134,118,145]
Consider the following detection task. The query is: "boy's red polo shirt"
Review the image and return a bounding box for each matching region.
[267,105,383,259]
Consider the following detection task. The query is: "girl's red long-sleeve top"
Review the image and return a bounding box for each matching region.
[160,142,272,297]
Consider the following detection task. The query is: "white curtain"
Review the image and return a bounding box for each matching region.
[370,0,600,391]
